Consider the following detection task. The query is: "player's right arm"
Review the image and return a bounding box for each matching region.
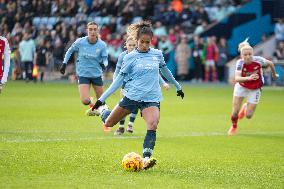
[235,71,259,82]
[92,74,124,110]
[92,54,132,110]
[60,39,80,74]
[98,74,124,103]
[234,60,258,82]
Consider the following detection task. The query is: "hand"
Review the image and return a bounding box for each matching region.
[92,100,103,111]
[177,90,184,99]
[100,63,106,71]
[163,83,170,90]
[248,73,259,81]
[59,63,66,75]
[272,73,279,80]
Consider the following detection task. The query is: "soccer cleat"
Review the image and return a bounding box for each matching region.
[227,126,237,136]
[238,103,247,120]
[114,127,125,136]
[143,157,157,170]
[98,104,109,115]
[126,125,133,133]
[85,107,100,116]
[103,124,111,132]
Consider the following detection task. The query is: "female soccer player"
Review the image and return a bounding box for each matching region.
[92,21,184,169]
[60,22,108,117]
[0,36,11,94]
[113,36,170,136]
[228,39,278,135]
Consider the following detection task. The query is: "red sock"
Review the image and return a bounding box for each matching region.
[231,115,238,128]
[205,71,209,82]
[213,70,217,81]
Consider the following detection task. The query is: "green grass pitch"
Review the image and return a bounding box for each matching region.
[0,81,283,188]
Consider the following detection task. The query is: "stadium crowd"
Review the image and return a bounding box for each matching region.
[0,0,264,83]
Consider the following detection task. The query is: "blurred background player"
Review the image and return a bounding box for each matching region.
[0,36,11,93]
[228,39,278,135]
[60,22,108,117]
[19,32,36,82]
[92,21,184,169]
[34,39,49,82]
[113,36,170,136]
[204,36,218,82]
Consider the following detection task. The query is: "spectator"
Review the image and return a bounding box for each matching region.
[175,36,191,80]
[153,21,167,37]
[19,32,36,81]
[274,41,284,60]
[217,37,229,82]
[275,19,284,44]
[53,39,65,71]
[168,28,177,45]
[158,35,173,63]
[204,36,218,82]
[194,20,208,35]
[191,35,204,83]
[34,39,49,82]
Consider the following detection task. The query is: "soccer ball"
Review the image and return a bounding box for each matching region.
[121,152,143,171]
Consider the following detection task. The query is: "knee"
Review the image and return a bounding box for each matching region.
[147,120,159,130]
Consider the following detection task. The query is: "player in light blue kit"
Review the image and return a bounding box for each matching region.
[60,22,109,121]
[113,36,170,136]
[92,21,184,170]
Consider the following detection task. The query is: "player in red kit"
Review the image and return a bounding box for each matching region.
[228,38,278,135]
[0,36,11,93]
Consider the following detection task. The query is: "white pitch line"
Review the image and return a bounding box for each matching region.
[1,131,284,143]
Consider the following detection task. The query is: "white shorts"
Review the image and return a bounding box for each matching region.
[233,83,261,104]
[205,60,215,66]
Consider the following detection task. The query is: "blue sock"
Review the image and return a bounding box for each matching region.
[143,130,156,158]
[129,113,137,123]
[101,110,111,123]
[119,118,125,127]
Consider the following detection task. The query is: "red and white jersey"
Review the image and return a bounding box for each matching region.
[0,36,11,83]
[235,56,268,90]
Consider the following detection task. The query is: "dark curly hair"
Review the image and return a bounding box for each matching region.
[127,20,153,41]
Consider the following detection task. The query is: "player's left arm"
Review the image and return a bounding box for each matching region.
[265,59,278,80]
[92,74,124,110]
[101,43,108,68]
[158,51,184,98]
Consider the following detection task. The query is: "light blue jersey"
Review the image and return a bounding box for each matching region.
[63,37,108,77]
[114,50,166,87]
[99,48,181,103]
[113,51,127,80]
[120,48,166,102]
